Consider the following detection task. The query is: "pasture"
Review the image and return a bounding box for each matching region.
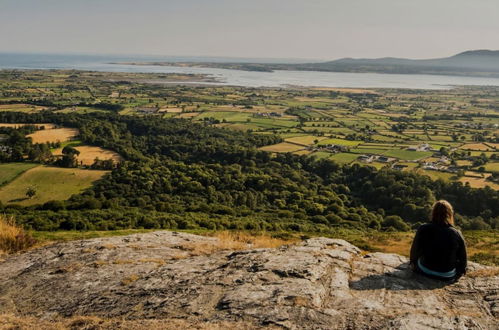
[0,104,46,113]
[52,146,122,166]
[259,142,305,153]
[27,128,79,143]
[328,153,359,164]
[284,135,325,146]
[0,166,108,206]
[483,162,499,173]
[0,163,39,186]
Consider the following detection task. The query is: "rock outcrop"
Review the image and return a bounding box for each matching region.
[0,231,498,329]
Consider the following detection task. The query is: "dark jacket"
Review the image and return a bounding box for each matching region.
[410,223,467,276]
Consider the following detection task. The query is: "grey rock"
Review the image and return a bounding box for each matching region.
[0,231,497,329]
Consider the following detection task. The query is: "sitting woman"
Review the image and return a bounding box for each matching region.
[410,200,467,282]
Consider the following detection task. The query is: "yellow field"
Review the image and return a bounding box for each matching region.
[0,104,47,112]
[460,143,493,151]
[284,135,326,146]
[484,142,499,149]
[259,142,305,153]
[0,166,108,206]
[459,175,499,190]
[27,128,79,143]
[0,123,56,129]
[52,146,122,166]
[177,112,200,118]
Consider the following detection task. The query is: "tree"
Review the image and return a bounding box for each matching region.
[26,186,37,199]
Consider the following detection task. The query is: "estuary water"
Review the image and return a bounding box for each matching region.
[1,52,499,90]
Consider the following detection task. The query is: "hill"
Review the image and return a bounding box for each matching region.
[0,231,497,329]
[300,50,499,76]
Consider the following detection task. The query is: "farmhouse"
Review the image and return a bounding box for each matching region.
[358,155,374,163]
[136,107,159,114]
[392,164,408,170]
[254,112,282,118]
[377,156,391,163]
[324,144,349,153]
[407,143,432,152]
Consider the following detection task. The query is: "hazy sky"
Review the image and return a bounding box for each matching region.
[0,0,498,60]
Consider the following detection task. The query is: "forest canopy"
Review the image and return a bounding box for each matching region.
[0,111,498,232]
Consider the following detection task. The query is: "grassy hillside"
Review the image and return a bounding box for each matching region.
[0,166,108,206]
[0,163,39,187]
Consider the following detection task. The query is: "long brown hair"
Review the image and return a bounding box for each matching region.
[431,200,454,226]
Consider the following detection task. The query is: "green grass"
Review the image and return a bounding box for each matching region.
[32,229,157,242]
[418,169,455,181]
[0,166,109,206]
[50,140,83,152]
[0,163,39,187]
[328,153,359,164]
[285,135,324,146]
[382,149,433,161]
[310,151,333,159]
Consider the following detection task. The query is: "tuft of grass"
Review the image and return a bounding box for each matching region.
[0,215,37,255]
[121,274,140,286]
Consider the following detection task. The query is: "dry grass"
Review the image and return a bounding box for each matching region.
[0,215,37,255]
[113,259,135,265]
[52,145,122,166]
[458,176,499,190]
[121,274,140,285]
[177,112,200,118]
[0,314,268,330]
[459,143,492,151]
[467,268,499,278]
[259,142,305,153]
[27,128,79,143]
[184,231,297,256]
[92,260,108,268]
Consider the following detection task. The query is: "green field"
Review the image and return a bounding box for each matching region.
[285,135,325,145]
[0,166,109,206]
[0,163,39,186]
[382,149,433,161]
[328,153,359,164]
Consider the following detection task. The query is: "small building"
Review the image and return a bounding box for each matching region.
[407,143,432,152]
[358,155,374,163]
[392,164,408,170]
[136,107,159,114]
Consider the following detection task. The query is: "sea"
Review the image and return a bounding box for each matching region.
[1,52,499,90]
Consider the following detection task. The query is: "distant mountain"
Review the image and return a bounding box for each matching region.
[290,50,499,76]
